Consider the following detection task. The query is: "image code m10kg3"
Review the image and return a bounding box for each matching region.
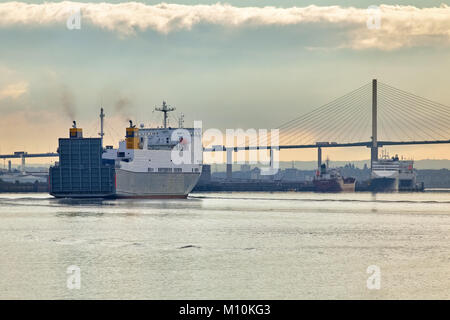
[177,303,271,318]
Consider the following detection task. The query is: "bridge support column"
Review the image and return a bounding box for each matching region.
[226,148,232,180]
[371,78,378,168]
[317,147,322,169]
[21,154,25,174]
[371,146,378,167]
[269,147,275,180]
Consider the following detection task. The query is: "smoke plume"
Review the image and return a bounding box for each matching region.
[60,85,76,121]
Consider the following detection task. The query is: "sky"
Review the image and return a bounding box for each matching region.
[1,1,450,165]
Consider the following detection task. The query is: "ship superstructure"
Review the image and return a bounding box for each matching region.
[50,103,202,198]
[370,152,422,192]
[313,161,356,192]
[49,120,116,198]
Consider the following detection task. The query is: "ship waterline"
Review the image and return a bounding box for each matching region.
[370,177,398,192]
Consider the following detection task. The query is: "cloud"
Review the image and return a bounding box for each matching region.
[0,81,28,100]
[0,2,449,50]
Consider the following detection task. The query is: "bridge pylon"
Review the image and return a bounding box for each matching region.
[371,78,378,168]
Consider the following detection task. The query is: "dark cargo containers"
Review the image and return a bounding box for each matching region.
[49,138,115,198]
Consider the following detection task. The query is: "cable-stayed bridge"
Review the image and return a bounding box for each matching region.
[204,79,450,177]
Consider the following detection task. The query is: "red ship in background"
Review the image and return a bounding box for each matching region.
[313,160,356,192]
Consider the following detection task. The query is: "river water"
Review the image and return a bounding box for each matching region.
[0,191,448,299]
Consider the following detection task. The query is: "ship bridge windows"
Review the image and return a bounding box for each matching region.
[174,168,182,173]
[158,168,172,173]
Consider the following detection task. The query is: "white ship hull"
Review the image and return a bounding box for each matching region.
[115,169,201,198]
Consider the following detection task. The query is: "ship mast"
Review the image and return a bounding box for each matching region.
[99,107,105,147]
[155,101,175,128]
[178,113,184,128]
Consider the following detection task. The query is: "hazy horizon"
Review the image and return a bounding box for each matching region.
[6,158,450,171]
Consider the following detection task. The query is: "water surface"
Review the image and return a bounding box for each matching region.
[0,192,449,299]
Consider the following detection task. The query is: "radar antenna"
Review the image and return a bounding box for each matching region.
[155,101,175,128]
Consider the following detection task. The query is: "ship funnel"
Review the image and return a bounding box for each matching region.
[125,121,139,149]
[69,121,83,138]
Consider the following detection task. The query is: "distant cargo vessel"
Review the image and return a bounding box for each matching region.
[313,163,356,192]
[370,153,423,192]
[49,103,202,198]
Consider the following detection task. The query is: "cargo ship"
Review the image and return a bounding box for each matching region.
[370,153,423,192]
[313,162,356,192]
[49,103,202,198]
